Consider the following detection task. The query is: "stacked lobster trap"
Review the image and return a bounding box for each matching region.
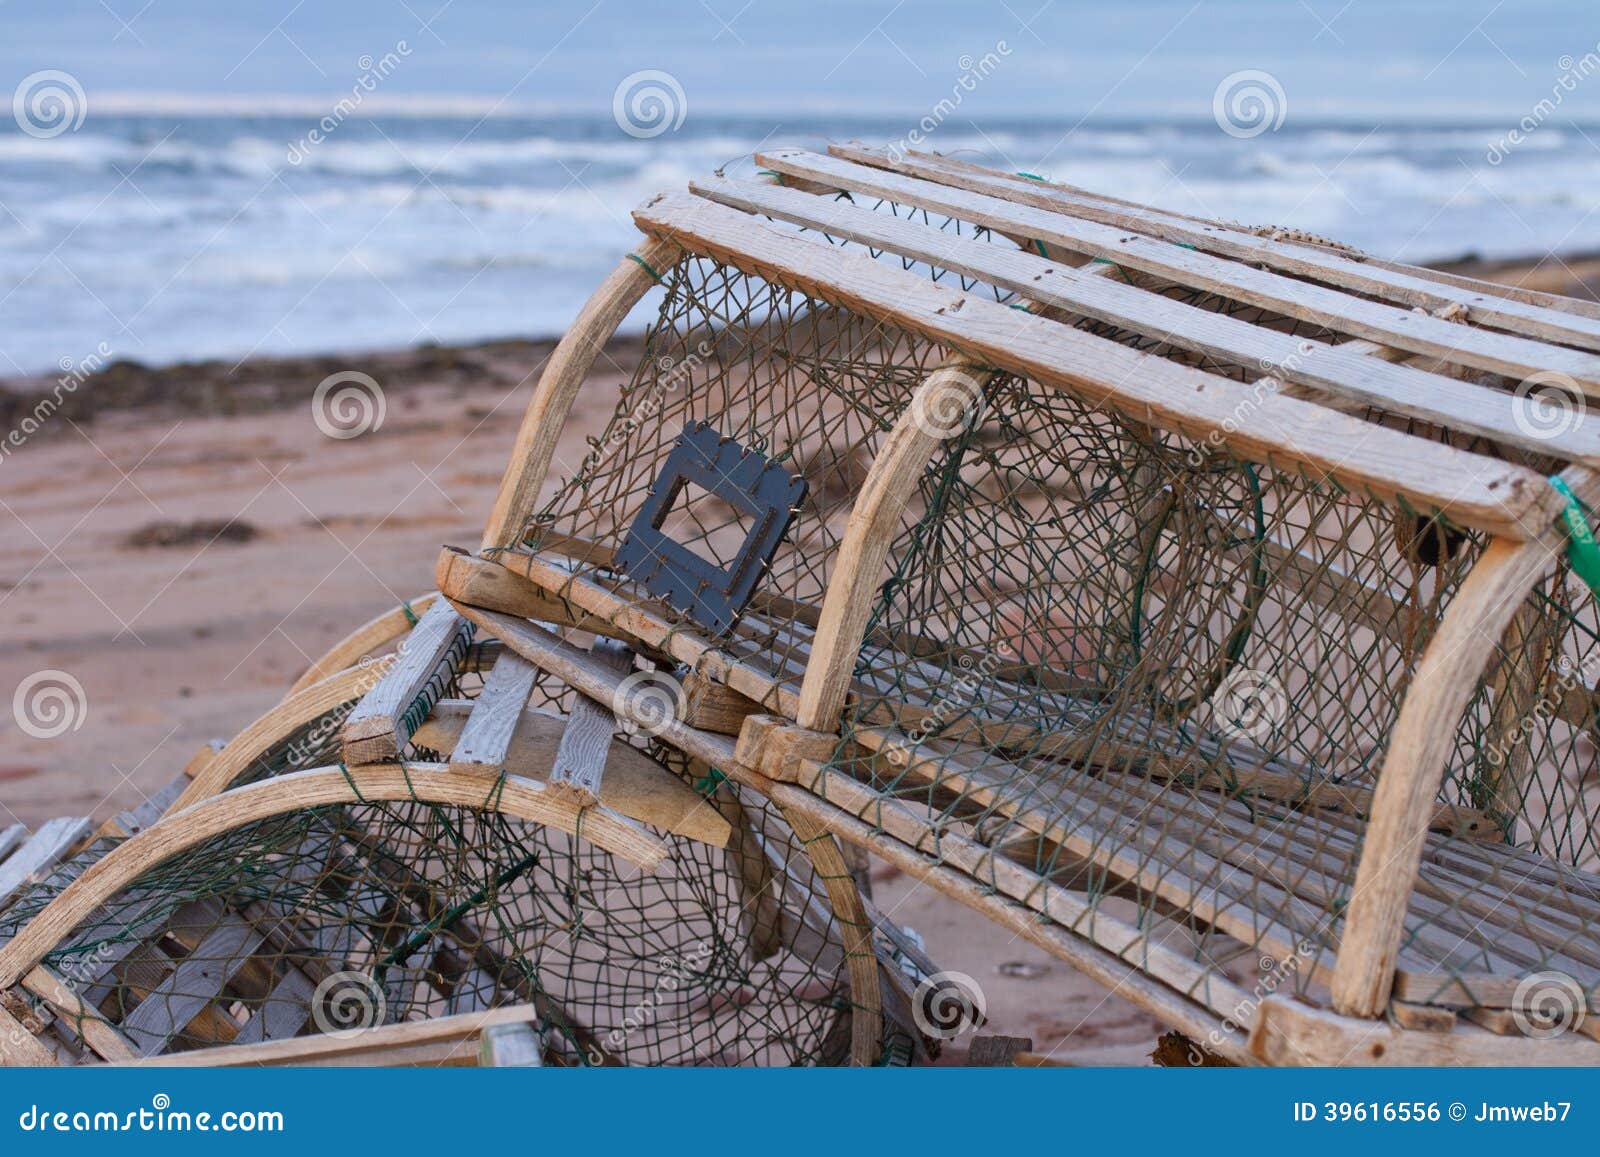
[5,145,1600,1065]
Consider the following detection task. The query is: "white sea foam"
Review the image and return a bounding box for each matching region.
[2,112,1598,373]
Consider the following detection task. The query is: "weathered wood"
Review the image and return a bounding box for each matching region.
[0,1003,57,1066]
[415,701,732,845]
[21,965,138,1062]
[437,546,617,636]
[548,639,636,807]
[449,652,540,774]
[1331,465,1600,1019]
[1390,1001,1457,1033]
[481,234,683,553]
[139,1003,543,1067]
[733,714,838,783]
[695,174,1600,464]
[0,764,667,992]
[479,1020,545,1067]
[836,144,1600,352]
[340,600,473,764]
[232,967,316,1045]
[634,191,1563,541]
[119,913,263,1054]
[0,826,27,868]
[968,1033,1036,1066]
[680,673,765,736]
[779,805,881,1065]
[760,148,1600,394]
[1251,995,1600,1065]
[0,818,93,909]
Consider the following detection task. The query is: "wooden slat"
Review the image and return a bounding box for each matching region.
[416,702,731,845]
[755,149,1600,397]
[232,968,316,1045]
[0,818,92,909]
[548,639,637,807]
[884,146,1600,322]
[341,600,473,764]
[119,914,263,1054]
[479,1020,544,1066]
[449,652,540,774]
[693,175,1600,464]
[21,964,139,1062]
[634,190,1563,541]
[0,1002,58,1066]
[0,825,26,868]
[838,144,1600,351]
[140,1003,541,1067]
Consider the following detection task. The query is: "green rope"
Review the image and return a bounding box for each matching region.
[337,763,367,802]
[627,253,666,284]
[1550,476,1600,599]
[400,600,419,626]
[694,766,729,796]
[1016,171,1045,181]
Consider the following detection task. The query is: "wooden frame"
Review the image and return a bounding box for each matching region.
[9,155,1581,1067]
[0,763,666,995]
[446,152,1600,1062]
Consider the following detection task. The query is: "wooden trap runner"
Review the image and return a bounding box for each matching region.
[446,148,1600,1065]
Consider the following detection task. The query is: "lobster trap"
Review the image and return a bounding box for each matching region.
[0,601,928,1066]
[456,146,1600,1064]
[6,145,1600,1067]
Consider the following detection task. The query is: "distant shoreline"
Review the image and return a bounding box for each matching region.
[3,249,1596,436]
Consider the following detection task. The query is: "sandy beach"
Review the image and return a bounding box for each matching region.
[1,251,1592,1064]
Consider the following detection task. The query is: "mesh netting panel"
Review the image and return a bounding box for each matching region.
[2,784,856,1065]
[826,370,1600,1007]
[475,192,1600,1018]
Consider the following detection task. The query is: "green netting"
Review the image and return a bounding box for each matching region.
[497,195,1600,1027]
[0,774,865,1065]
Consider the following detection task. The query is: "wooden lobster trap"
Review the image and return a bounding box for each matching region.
[433,145,1600,1065]
[7,145,1600,1068]
[0,600,930,1066]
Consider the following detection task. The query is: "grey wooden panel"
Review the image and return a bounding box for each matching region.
[120,915,264,1055]
[549,639,635,803]
[232,968,316,1045]
[0,817,92,909]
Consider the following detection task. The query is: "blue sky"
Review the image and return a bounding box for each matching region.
[4,0,1600,120]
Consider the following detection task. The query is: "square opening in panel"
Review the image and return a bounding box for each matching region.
[655,478,759,572]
